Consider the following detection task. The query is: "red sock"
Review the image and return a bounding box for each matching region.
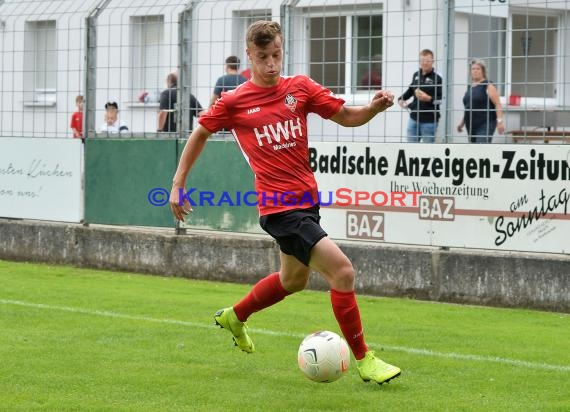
[233,272,291,322]
[330,289,368,360]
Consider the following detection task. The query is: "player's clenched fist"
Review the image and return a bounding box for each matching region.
[371,90,395,113]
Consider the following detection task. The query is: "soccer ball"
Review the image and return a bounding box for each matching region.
[297,331,350,383]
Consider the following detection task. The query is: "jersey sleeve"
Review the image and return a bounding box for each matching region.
[198,97,231,133]
[304,76,345,119]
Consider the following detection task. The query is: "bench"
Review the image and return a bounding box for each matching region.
[509,130,570,143]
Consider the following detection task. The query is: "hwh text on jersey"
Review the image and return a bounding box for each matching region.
[253,117,303,146]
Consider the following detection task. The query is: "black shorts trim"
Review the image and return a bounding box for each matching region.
[259,205,327,266]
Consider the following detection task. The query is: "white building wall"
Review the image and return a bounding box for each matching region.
[1,0,569,139]
[0,0,101,138]
[95,0,185,133]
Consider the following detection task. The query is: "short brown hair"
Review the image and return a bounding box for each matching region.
[75,94,84,103]
[225,55,240,70]
[167,72,177,87]
[246,20,282,48]
[420,49,434,58]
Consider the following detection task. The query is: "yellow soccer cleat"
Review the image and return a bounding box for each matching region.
[214,307,255,353]
[357,351,401,385]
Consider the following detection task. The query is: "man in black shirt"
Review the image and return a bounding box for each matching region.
[398,49,442,143]
[158,72,203,133]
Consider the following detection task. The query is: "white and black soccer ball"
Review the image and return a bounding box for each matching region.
[297,331,350,383]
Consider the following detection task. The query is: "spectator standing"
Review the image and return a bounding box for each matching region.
[209,55,248,107]
[457,59,505,143]
[398,49,442,143]
[157,72,203,133]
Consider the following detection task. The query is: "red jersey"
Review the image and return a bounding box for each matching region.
[199,75,344,216]
[70,111,83,138]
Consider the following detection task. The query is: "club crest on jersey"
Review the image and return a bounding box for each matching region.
[284,94,297,112]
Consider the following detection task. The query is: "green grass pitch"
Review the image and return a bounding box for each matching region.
[1,259,569,411]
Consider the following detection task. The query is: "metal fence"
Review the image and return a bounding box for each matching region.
[0,0,569,142]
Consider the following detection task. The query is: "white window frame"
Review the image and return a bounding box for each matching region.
[303,7,383,103]
[130,15,164,99]
[23,20,57,106]
[468,13,507,97]
[506,8,561,108]
[350,14,382,94]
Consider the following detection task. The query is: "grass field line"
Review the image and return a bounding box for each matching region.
[2,298,569,373]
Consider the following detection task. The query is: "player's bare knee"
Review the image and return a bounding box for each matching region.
[332,263,355,289]
[286,278,308,293]
[282,278,307,293]
[281,269,310,292]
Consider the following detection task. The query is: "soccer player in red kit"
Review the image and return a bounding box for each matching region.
[170,20,401,385]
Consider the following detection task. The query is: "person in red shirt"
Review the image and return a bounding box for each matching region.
[170,20,400,385]
[70,95,84,139]
[240,67,251,80]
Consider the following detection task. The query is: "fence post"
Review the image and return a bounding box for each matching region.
[179,2,198,139]
[442,0,454,143]
[281,1,299,76]
[85,0,112,138]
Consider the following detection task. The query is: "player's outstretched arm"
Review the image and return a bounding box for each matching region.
[330,90,394,127]
[170,125,212,221]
